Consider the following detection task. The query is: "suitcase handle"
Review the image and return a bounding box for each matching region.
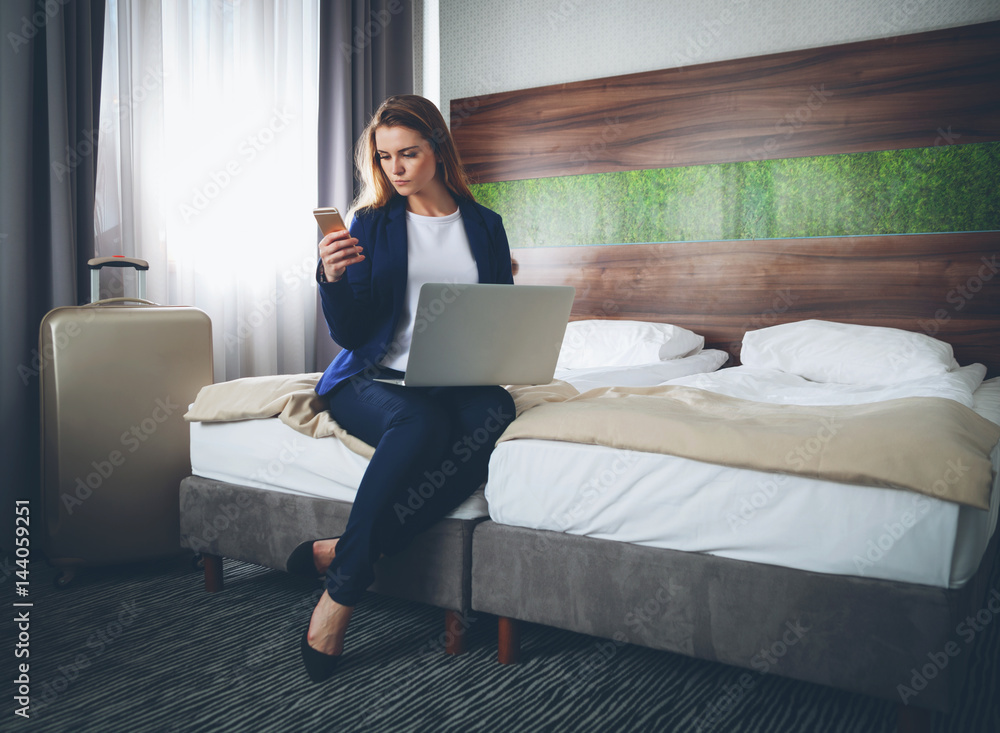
[87,297,158,307]
[88,256,149,271]
[88,257,149,303]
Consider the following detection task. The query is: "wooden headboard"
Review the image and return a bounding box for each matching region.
[451,22,1000,376]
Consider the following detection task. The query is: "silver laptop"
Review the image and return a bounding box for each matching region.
[374,283,575,387]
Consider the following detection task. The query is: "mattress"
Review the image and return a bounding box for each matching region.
[486,368,1000,589]
[190,415,490,519]
[188,353,729,523]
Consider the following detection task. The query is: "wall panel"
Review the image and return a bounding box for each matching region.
[452,22,1000,183]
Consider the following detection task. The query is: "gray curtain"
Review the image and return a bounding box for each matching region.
[314,0,413,370]
[0,0,105,546]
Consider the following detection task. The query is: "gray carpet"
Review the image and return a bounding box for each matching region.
[16,555,1000,732]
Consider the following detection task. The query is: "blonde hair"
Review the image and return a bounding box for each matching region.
[350,95,475,215]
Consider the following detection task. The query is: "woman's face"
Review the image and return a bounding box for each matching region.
[374,125,440,198]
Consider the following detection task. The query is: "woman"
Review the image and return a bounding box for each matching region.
[292,95,516,681]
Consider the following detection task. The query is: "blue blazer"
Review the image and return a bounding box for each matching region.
[315,196,515,396]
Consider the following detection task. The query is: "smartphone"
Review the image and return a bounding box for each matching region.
[313,207,347,236]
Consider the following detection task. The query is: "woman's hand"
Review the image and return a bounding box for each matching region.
[319,229,365,282]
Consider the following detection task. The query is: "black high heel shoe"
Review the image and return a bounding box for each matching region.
[285,537,339,579]
[300,630,340,682]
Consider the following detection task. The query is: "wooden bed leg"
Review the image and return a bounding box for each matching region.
[498,616,521,664]
[896,704,933,733]
[203,553,224,592]
[444,610,467,655]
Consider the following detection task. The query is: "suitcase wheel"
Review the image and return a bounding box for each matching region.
[53,568,76,590]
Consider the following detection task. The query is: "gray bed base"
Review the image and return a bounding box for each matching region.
[179,473,997,731]
[178,475,483,654]
[471,520,1000,732]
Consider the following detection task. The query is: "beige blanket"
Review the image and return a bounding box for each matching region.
[183,373,374,459]
[502,383,1000,510]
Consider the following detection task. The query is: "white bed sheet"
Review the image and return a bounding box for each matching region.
[190,417,491,520]
[485,370,1000,589]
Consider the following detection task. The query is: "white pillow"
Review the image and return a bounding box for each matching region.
[740,320,959,385]
[557,319,705,370]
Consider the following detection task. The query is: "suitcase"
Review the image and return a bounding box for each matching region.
[39,256,213,587]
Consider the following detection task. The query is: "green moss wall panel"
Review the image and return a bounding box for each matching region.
[470,142,1000,247]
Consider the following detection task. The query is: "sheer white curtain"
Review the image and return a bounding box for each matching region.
[94,0,321,381]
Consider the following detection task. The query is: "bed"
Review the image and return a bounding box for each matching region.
[489,361,1000,591]
[448,20,1000,733]
[473,328,1000,721]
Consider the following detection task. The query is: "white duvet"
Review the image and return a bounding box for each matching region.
[668,362,987,409]
[553,349,729,392]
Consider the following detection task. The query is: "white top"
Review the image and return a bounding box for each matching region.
[380,209,479,371]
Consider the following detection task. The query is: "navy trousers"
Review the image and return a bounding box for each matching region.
[323,367,516,606]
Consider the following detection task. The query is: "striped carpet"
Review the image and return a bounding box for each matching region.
[18,554,1000,733]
